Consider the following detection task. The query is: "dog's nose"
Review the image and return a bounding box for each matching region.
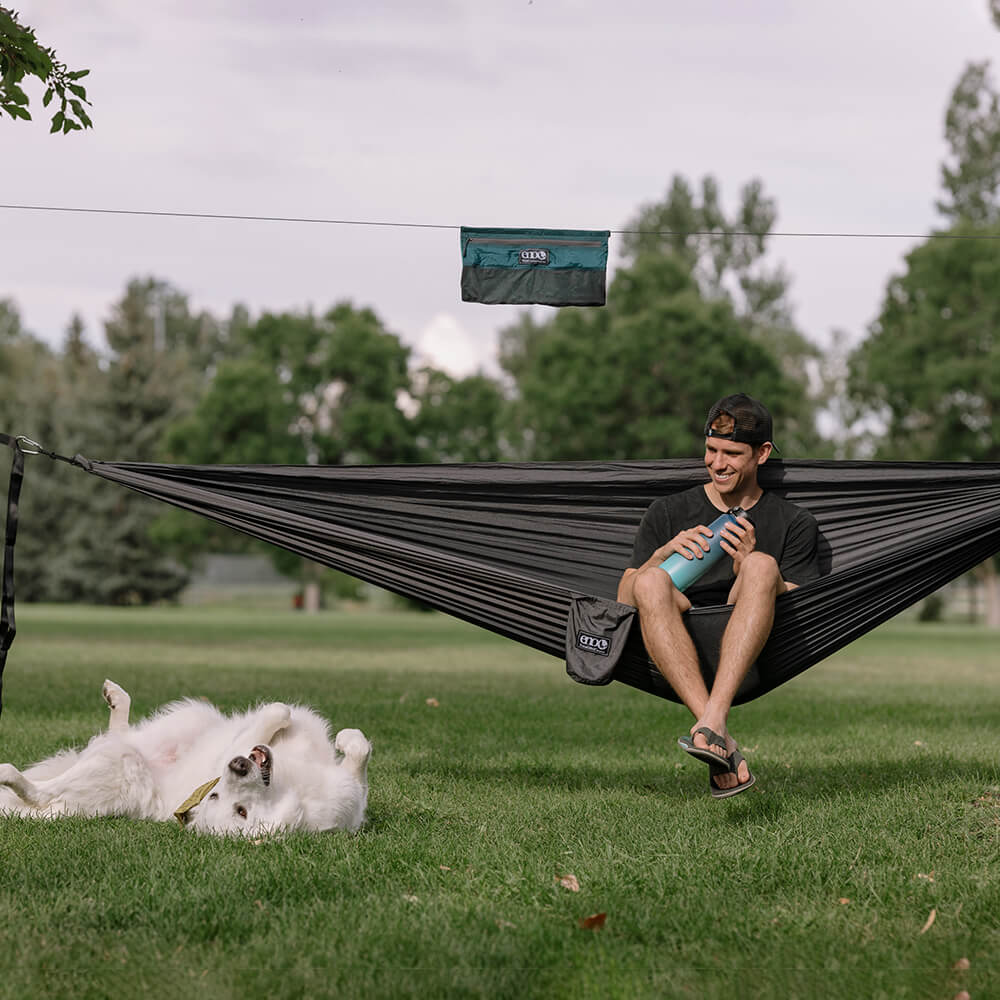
[228,755,251,776]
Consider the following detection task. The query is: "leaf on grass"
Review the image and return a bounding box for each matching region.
[915,871,935,882]
[425,697,440,707]
[496,919,516,930]
[972,787,1000,807]
[953,992,970,1000]
[557,874,580,892]
[402,894,420,904]
[838,898,850,905]
[918,907,937,935]
[578,912,606,930]
[439,865,452,872]
[951,957,970,971]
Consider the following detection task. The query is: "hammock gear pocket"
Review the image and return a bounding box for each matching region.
[565,594,637,685]
[460,227,610,306]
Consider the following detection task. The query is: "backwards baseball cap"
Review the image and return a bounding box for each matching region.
[704,393,779,451]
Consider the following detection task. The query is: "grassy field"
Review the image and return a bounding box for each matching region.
[0,605,997,1000]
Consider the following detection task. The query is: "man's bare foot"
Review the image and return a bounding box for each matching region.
[690,725,728,761]
[709,748,755,797]
[691,725,751,791]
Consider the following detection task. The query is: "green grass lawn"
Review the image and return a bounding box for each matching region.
[0,605,997,1000]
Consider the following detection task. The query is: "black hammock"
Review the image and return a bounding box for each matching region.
[2,433,999,713]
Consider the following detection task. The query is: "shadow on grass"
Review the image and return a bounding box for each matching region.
[760,754,999,797]
[402,757,694,799]
[401,753,996,811]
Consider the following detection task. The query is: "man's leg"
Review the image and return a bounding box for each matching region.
[693,551,784,789]
[629,566,715,737]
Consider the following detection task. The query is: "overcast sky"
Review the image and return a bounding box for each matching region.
[2,0,996,377]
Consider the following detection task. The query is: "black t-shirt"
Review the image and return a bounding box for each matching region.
[628,485,820,607]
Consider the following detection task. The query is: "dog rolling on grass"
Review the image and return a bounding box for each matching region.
[0,680,372,837]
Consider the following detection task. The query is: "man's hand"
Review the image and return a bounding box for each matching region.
[719,515,756,574]
[617,528,712,604]
[660,526,714,563]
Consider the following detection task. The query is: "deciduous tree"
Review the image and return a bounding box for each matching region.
[620,174,821,397]
[410,368,508,463]
[937,61,1000,225]
[165,302,424,609]
[0,6,92,131]
[500,251,814,461]
[850,15,1000,623]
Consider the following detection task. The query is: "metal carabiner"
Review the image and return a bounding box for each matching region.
[14,436,43,455]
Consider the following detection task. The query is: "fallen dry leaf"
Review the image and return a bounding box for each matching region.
[402,894,420,904]
[578,912,607,930]
[496,919,516,930]
[919,907,937,935]
[915,871,936,883]
[953,992,970,1000]
[439,865,452,872]
[425,698,440,707]
[952,957,970,971]
[557,874,581,892]
[838,898,851,905]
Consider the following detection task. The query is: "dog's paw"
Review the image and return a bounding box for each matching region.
[0,763,20,786]
[102,679,130,712]
[261,703,292,733]
[334,728,371,760]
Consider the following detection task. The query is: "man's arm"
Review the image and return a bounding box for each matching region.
[777,509,821,590]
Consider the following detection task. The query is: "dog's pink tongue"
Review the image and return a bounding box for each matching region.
[249,747,267,767]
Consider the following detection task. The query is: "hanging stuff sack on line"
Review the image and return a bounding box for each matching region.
[460,227,610,306]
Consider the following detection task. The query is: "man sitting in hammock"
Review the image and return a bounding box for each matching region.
[617,394,820,798]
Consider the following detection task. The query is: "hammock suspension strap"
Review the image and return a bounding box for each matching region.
[0,435,94,717]
[0,434,26,718]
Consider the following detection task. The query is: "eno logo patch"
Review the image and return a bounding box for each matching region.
[576,632,610,656]
[519,248,550,265]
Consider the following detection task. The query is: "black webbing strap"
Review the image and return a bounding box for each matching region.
[0,434,92,719]
[0,433,26,719]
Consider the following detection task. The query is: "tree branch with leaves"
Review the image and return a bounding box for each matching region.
[0,6,92,131]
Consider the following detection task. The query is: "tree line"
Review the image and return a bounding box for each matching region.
[2,24,999,611]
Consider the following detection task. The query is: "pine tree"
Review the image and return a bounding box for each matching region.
[55,280,203,604]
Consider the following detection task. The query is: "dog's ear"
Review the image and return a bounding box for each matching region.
[174,776,220,826]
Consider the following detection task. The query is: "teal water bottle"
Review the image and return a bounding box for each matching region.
[658,507,747,592]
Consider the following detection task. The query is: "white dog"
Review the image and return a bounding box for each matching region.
[0,679,371,837]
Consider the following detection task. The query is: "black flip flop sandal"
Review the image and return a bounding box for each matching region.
[678,726,730,768]
[709,749,756,799]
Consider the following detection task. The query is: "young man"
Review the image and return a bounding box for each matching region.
[617,394,819,798]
